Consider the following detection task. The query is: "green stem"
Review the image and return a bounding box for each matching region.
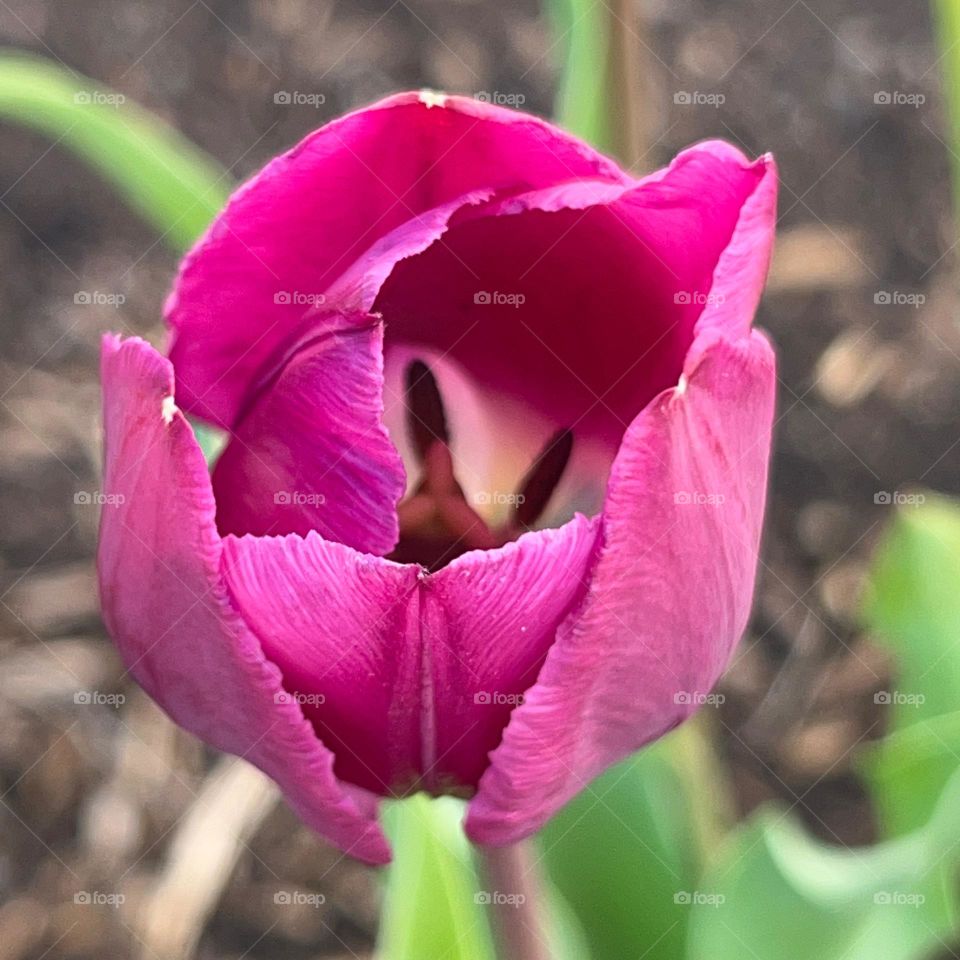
[479,842,553,960]
[548,0,646,167]
[378,796,499,960]
[933,0,960,222]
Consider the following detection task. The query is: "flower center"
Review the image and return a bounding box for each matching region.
[388,360,574,571]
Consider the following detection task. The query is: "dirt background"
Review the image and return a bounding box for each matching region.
[0,0,957,957]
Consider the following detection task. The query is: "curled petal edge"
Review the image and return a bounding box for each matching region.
[98,334,392,863]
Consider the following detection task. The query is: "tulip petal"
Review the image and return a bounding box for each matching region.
[221,531,421,797]
[374,145,775,520]
[466,330,776,845]
[167,92,627,427]
[672,142,778,348]
[421,514,600,791]
[380,142,773,434]
[219,514,599,798]
[211,311,406,554]
[97,334,391,863]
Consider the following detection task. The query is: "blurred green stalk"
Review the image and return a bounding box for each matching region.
[547,0,645,166]
[0,50,229,252]
[933,0,960,219]
[0,51,232,458]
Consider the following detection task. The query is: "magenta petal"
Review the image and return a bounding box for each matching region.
[421,515,600,790]
[167,92,628,427]
[211,311,405,554]
[466,331,776,845]
[220,532,420,797]
[374,144,775,476]
[220,517,599,797]
[671,142,778,349]
[97,334,390,863]
[323,190,495,314]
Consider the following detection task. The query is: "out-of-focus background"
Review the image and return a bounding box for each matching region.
[0,0,956,957]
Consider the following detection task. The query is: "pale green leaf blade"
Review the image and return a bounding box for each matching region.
[687,768,960,960]
[0,50,230,251]
[545,0,642,166]
[541,724,730,960]
[861,494,960,835]
[864,494,960,730]
[859,709,960,837]
[932,0,960,215]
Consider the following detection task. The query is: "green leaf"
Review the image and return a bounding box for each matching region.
[379,796,497,960]
[932,0,960,218]
[0,51,235,466]
[0,50,230,252]
[545,0,643,166]
[863,494,960,731]
[686,767,960,960]
[191,421,229,469]
[378,796,591,960]
[862,494,960,835]
[540,723,730,960]
[545,892,593,960]
[547,0,607,145]
[860,709,960,838]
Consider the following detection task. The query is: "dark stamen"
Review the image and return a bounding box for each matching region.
[395,365,574,569]
[512,428,574,529]
[406,360,449,462]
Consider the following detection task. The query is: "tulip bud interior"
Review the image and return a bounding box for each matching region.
[389,360,575,570]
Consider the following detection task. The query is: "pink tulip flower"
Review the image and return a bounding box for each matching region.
[98,92,777,864]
